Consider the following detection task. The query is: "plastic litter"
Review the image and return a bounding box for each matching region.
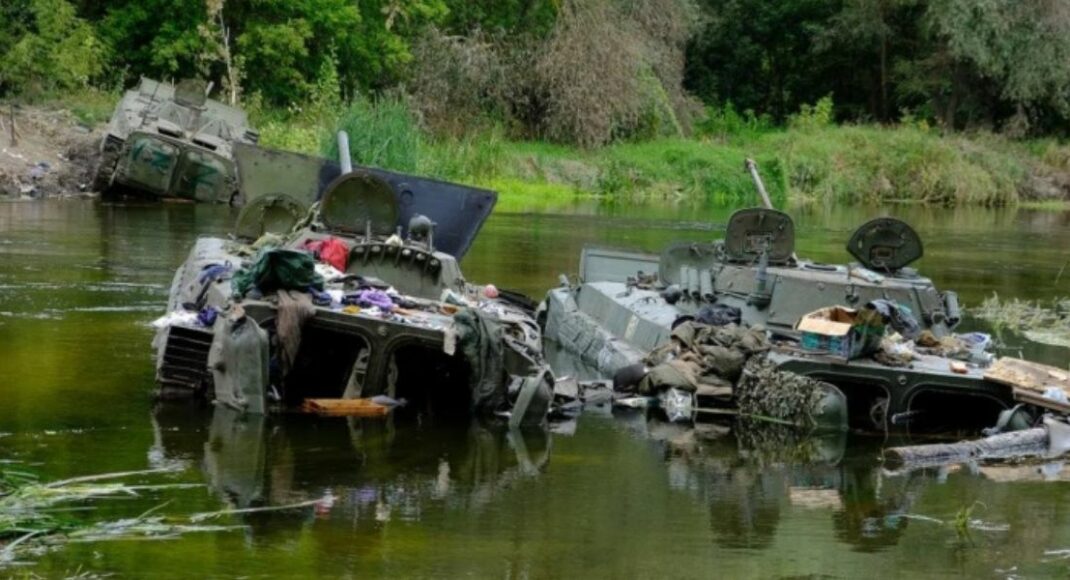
[1044,387,1069,404]
[152,310,199,329]
[660,388,694,422]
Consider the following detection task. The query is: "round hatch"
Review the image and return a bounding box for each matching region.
[723,208,795,264]
[319,171,399,235]
[847,217,923,272]
[234,193,308,240]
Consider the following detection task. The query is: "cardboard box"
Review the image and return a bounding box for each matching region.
[796,306,883,359]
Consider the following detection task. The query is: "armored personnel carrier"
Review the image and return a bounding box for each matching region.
[542,163,1069,432]
[95,78,259,203]
[152,135,553,425]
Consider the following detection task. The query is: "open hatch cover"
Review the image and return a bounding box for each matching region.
[232,144,497,258]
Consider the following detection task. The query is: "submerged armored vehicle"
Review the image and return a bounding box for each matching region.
[95,78,259,203]
[153,135,553,425]
[543,163,1069,432]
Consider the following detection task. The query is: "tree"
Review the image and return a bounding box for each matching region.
[684,0,839,122]
[926,0,1070,132]
[0,0,107,95]
[100,0,212,82]
[201,0,241,105]
[816,0,920,122]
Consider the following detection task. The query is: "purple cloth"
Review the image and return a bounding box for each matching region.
[344,289,394,310]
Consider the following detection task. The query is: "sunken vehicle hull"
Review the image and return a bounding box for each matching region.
[95,78,259,203]
[543,207,1066,432]
[154,142,552,424]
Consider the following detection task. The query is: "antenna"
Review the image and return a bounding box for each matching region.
[744,158,774,209]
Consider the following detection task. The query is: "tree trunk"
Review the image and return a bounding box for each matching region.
[884,428,1049,471]
[879,34,888,122]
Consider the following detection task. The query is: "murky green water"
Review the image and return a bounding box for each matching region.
[1,199,1069,578]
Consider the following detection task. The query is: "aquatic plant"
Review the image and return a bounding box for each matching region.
[974,293,1070,348]
[0,467,239,567]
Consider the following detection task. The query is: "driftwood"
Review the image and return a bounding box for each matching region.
[884,428,1049,470]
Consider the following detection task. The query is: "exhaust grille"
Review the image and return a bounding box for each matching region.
[158,326,214,392]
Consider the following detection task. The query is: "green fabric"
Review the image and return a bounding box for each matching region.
[455,307,508,413]
[208,315,270,415]
[232,249,324,297]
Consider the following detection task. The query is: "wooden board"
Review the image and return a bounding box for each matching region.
[985,357,1070,394]
[1013,388,1070,414]
[302,398,389,417]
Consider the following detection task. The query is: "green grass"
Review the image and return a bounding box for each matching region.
[4,88,119,128]
[251,99,1070,207]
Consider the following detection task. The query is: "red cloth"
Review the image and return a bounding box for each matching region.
[302,237,349,271]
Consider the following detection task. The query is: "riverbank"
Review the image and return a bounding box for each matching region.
[6,92,1070,208]
[257,99,1070,207]
[0,103,100,200]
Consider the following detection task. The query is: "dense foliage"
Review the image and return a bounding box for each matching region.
[2,0,1070,141]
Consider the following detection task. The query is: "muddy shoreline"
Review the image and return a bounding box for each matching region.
[0,106,101,200]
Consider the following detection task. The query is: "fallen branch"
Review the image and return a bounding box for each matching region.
[45,467,183,489]
[189,499,322,523]
[884,428,1048,471]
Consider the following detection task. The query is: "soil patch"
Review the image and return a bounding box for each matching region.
[0,106,101,199]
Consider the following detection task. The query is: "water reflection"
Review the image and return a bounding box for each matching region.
[151,404,551,532]
[152,398,947,557]
[616,409,937,554]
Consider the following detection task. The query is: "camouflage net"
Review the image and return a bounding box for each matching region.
[734,357,834,429]
[636,321,839,429]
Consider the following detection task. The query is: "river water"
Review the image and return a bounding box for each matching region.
[1,199,1069,578]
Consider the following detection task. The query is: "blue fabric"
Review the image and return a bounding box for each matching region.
[198,306,219,327]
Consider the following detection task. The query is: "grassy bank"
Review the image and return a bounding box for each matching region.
[22,91,1070,208]
[253,99,1070,207]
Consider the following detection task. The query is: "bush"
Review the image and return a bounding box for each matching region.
[0,0,107,96]
[695,102,774,141]
[788,95,835,131]
[533,0,699,147]
[406,0,700,148]
[409,29,513,137]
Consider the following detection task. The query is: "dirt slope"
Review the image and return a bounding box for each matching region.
[0,106,101,199]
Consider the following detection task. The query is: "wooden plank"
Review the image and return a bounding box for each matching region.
[985,357,1070,394]
[302,398,389,417]
[1013,389,1070,414]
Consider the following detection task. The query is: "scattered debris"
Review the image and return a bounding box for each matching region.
[0,106,100,199]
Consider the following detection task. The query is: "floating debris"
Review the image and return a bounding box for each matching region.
[0,467,239,567]
[974,294,1070,348]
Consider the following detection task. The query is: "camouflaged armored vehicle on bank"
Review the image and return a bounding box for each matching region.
[95,78,259,203]
[543,163,1070,433]
[152,135,553,425]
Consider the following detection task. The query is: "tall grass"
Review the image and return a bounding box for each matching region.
[251,96,1070,206]
[322,96,423,173]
